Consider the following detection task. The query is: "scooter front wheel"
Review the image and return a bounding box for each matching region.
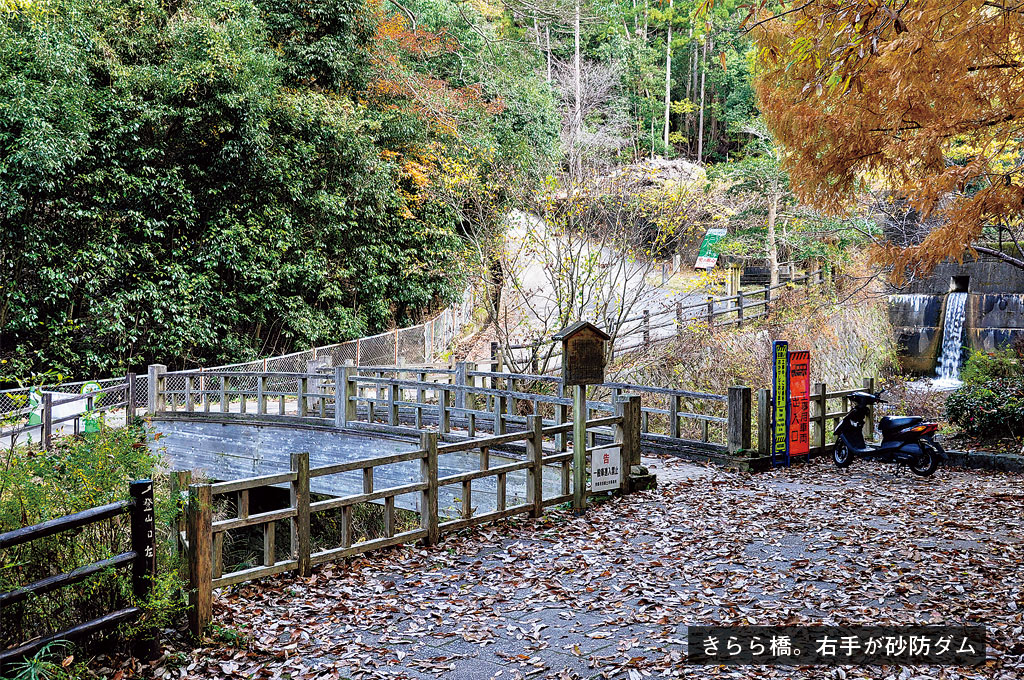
[833,439,853,468]
[910,441,941,477]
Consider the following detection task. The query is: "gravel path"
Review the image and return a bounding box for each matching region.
[139,457,1023,680]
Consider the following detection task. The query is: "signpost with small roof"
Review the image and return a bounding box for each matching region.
[553,321,610,513]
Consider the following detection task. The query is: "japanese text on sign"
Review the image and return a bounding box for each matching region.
[688,626,986,666]
[772,341,790,466]
[591,445,621,493]
[788,350,810,457]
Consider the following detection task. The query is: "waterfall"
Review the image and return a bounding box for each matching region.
[935,292,968,386]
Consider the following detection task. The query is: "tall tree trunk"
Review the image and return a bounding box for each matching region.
[767,191,780,287]
[662,0,672,151]
[697,35,707,163]
[573,0,582,178]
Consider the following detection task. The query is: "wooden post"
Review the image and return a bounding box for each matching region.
[465,362,477,437]
[737,290,745,328]
[676,301,683,337]
[257,375,267,415]
[813,382,827,453]
[439,387,451,434]
[454,362,468,411]
[669,394,681,439]
[863,377,877,441]
[299,377,309,417]
[420,432,439,545]
[184,375,193,412]
[219,375,227,413]
[147,364,167,414]
[291,452,311,577]
[572,384,586,513]
[388,383,399,426]
[41,392,52,451]
[706,296,715,327]
[643,309,651,348]
[333,367,345,428]
[727,385,752,455]
[757,388,771,456]
[493,393,505,435]
[126,373,137,421]
[169,470,192,562]
[526,415,544,518]
[343,365,357,425]
[186,483,212,636]
[764,283,771,312]
[128,479,159,659]
[623,395,642,471]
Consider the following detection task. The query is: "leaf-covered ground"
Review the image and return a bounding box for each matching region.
[136,457,1022,679]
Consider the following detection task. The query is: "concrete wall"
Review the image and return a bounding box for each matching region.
[889,255,1024,374]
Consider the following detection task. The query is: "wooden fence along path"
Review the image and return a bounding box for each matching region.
[0,481,157,667]
[174,410,631,633]
[503,269,825,370]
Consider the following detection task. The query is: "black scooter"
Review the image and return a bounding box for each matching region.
[833,390,947,476]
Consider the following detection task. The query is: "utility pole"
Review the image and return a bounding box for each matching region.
[663,0,673,151]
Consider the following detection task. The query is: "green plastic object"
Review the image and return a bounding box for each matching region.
[81,381,104,433]
[27,387,42,426]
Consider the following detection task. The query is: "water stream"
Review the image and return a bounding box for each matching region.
[935,291,968,387]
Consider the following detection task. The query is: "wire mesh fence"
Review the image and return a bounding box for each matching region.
[1,288,477,429]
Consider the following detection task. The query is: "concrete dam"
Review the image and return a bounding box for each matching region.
[889,254,1024,379]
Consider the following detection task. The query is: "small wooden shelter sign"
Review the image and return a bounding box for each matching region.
[553,321,610,386]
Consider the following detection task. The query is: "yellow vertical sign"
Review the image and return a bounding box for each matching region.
[772,341,790,466]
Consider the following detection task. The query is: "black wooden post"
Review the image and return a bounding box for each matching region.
[706,296,715,327]
[737,290,745,328]
[129,479,159,659]
[643,309,650,348]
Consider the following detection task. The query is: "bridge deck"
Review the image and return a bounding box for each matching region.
[154,418,566,516]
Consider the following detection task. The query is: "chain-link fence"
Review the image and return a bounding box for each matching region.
[1,288,477,431]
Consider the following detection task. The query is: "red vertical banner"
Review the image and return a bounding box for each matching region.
[788,351,811,458]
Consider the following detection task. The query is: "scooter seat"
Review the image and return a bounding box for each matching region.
[879,415,923,431]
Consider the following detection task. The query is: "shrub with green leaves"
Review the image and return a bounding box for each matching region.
[945,377,1024,439]
[959,347,1023,386]
[0,424,186,654]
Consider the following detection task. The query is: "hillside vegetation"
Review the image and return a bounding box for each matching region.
[0,0,557,380]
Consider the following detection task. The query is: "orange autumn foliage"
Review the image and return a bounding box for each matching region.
[365,6,504,131]
[752,1,1024,278]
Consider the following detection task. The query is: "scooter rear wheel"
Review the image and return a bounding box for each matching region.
[910,441,941,477]
[833,440,853,468]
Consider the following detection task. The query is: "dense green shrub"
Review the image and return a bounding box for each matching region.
[959,347,1023,385]
[0,424,186,653]
[0,0,557,383]
[945,377,1024,439]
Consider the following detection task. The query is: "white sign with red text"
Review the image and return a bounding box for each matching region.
[591,445,621,493]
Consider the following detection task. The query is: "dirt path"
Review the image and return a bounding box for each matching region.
[137,459,1023,679]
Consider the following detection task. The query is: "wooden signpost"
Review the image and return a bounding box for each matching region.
[553,321,610,513]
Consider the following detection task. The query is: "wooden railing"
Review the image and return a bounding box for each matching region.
[0,481,157,667]
[176,411,632,634]
[504,270,824,364]
[1,375,138,451]
[150,363,735,455]
[755,378,881,458]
